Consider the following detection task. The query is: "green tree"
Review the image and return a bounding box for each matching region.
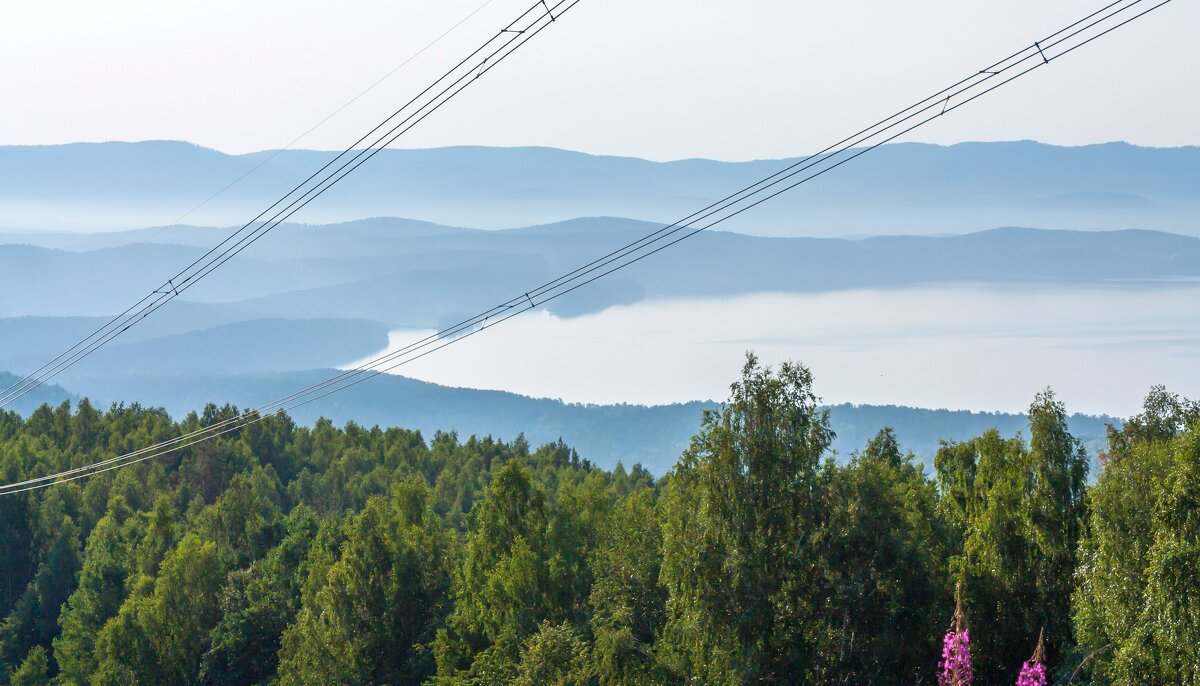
[934,439,978,543]
[276,480,452,685]
[0,504,82,674]
[92,534,228,685]
[955,427,1034,682]
[1024,389,1088,665]
[198,506,319,686]
[514,621,593,686]
[0,457,35,621]
[434,462,566,684]
[659,354,833,683]
[7,646,48,686]
[53,497,140,685]
[818,428,950,684]
[947,390,1089,683]
[588,487,665,686]
[1125,424,1200,684]
[194,465,284,565]
[1074,389,1200,684]
[134,495,179,577]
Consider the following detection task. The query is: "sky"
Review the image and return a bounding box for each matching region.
[2,0,1196,161]
[2,0,1196,417]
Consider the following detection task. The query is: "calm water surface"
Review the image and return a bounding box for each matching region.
[345,285,1200,417]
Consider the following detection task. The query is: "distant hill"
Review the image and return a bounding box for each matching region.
[0,318,389,379]
[824,403,1115,465]
[0,140,1163,479]
[5,369,1118,475]
[3,221,1197,322]
[0,371,77,416]
[2,223,1196,404]
[1,140,1196,235]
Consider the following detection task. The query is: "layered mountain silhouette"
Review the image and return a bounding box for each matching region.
[3,139,1184,470]
[1,140,1196,235]
[1,220,1161,469]
[3,220,1197,322]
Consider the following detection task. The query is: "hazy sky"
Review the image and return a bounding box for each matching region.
[2,0,1195,161]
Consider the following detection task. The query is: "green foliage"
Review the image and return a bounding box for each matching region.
[0,370,1190,685]
[7,646,47,686]
[514,621,594,686]
[816,428,951,683]
[92,534,227,685]
[0,501,82,675]
[589,487,665,685]
[659,354,833,683]
[1074,388,1200,685]
[434,462,581,684]
[198,506,318,686]
[1024,390,1089,662]
[53,496,140,684]
[932,390,1090,683]
[276,480,452,685]
[193,465,284,565]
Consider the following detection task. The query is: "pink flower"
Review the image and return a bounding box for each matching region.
[1015,660,1047,686]
[938,629,973,686]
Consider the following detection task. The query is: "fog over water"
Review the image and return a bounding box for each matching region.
[346,285,1200,417]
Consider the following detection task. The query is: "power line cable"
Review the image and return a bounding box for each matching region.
[0,0,572,408]
[0,0,1160,492]
[0,0,1162,492]
[0,0,578,410]
[0,0,1173,494]
[0,0,498,338]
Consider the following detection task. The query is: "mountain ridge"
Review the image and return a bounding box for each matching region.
[4,367,1119,475]
[3,140,1196,235]
[4,224,1196,325]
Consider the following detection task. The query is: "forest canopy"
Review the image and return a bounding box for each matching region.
[0,354,1196,685]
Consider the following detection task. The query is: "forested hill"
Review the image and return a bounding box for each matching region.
[0,373,76,418]
[0,359,1194,684]
[5,368,1116,473]
[2,140,1196,235]
[0,223,1191,457]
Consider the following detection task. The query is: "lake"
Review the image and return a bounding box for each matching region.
[345,285,1200,417]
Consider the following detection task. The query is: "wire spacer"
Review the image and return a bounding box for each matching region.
[1035,40,1049,64]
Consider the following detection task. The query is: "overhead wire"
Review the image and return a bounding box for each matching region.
[2,0,500,312]
[0,0,579,411]
[0,0,1175,494]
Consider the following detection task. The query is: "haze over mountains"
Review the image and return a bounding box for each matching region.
[2,140,1196,235]
[2,217,1182,468]
[2,139,1193,470]
[5,218,1199,320]
[2,370,1116,475]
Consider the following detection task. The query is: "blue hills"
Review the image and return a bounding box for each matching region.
[1,219,1162,471]
[0,140,1196,235]
[1,369,1116,475]
[3,220,1197,321]
[2,139,1183,471]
